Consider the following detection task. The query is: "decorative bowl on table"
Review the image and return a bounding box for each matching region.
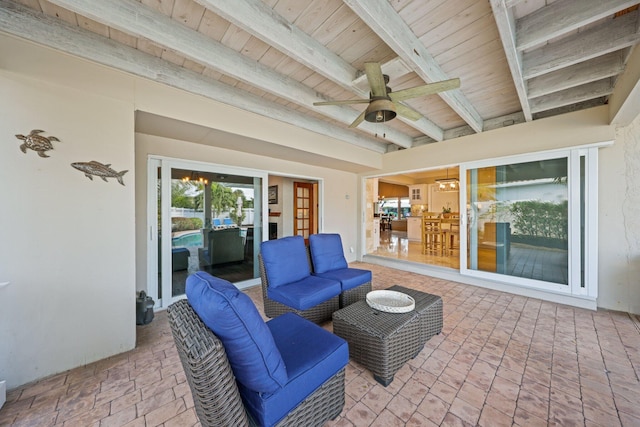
[366,290,415,313]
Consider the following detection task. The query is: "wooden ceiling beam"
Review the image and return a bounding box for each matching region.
[523,9,640,79]
[490,0,532,121]
[195,0,443,142]
[343,0,484,134]
[516,0,640,51]
[529,78,615,114]
[46,0,414,148]
[504,0,527,8]
[527,51,626,99]
[195,0,358,95]
[0,0,390,153]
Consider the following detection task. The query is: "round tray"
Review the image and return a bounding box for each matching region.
[366,290,415,313]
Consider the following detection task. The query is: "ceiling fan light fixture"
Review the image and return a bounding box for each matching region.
[365,98,396,123]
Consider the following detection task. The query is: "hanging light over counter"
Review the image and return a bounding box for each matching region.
[435,168,458,192]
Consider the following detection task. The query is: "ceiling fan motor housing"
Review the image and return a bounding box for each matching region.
[365,97,397,122]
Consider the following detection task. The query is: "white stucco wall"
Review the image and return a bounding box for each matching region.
[0,72,136,389]
[599,113,640,313]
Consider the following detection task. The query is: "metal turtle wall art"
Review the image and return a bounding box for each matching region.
[15,129,60,157]
[71,161,128,186]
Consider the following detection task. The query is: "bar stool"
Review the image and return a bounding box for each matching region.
[380,216,392,231]
[422,217,444,254]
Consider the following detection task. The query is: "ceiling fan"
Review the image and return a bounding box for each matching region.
[313,62,460,128]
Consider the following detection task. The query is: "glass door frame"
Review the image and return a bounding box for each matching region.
[459,147,599,299]
[147,155,268,309]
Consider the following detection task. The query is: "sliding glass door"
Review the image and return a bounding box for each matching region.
[148,157,266,308]
[462,148,598,298]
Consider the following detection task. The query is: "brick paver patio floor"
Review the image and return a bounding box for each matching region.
[2,263,639,426]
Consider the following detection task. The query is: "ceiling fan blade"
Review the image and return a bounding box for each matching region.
[364,62,387,97]
[313,99,370,106]
[395,103,423,121]
[389,78,460,102]
[349,110,366,128]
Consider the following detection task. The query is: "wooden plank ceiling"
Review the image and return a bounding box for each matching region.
[2,0,639,153]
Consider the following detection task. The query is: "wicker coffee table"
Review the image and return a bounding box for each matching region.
[332,285,442,386]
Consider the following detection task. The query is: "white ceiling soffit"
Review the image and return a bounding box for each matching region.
[135,111,377,174]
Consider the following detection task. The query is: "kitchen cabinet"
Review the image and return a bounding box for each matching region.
[407,217,422,241]
[408,184,428,205]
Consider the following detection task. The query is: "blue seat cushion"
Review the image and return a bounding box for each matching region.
[260,236,311,288]
[314,267,372,291]
[308,234,348,274]
[239,313,349,427]
[186,271,288,393]
[267,276,341,310]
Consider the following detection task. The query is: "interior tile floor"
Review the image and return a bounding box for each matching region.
[2,263,640,426]
[371,230,460,269]
[372,230,568,285]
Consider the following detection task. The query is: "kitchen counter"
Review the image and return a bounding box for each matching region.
[391,219,407,231]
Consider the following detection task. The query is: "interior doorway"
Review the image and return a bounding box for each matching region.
[367,168,461,270]
[293,181,316,244]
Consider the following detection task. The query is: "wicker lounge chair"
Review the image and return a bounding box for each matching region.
[259,236,340,323]
[168,272,348,427]
[308,233,372,307]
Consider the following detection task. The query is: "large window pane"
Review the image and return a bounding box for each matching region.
[467,158,569,284]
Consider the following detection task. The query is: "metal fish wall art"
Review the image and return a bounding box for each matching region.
[15,129,60,157]
[71,161,128,186]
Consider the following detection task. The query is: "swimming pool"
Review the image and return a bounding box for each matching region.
[172,232,203,247]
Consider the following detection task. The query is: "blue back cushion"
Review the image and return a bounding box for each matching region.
[260,236,310,288]
[186,272,287,393]
[309,234,348,274]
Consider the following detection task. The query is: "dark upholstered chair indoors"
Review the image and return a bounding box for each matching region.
[259,236,341,323]
[308,233,372,308]
[167,271,348,427]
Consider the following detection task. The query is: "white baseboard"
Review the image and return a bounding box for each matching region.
[0,380,6,409]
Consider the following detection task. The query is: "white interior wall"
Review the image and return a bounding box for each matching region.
[268,176,285,238]
[0,71,136,389]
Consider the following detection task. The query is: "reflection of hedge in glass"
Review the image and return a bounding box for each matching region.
[172,217,203,232]
[509,200,568,240]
